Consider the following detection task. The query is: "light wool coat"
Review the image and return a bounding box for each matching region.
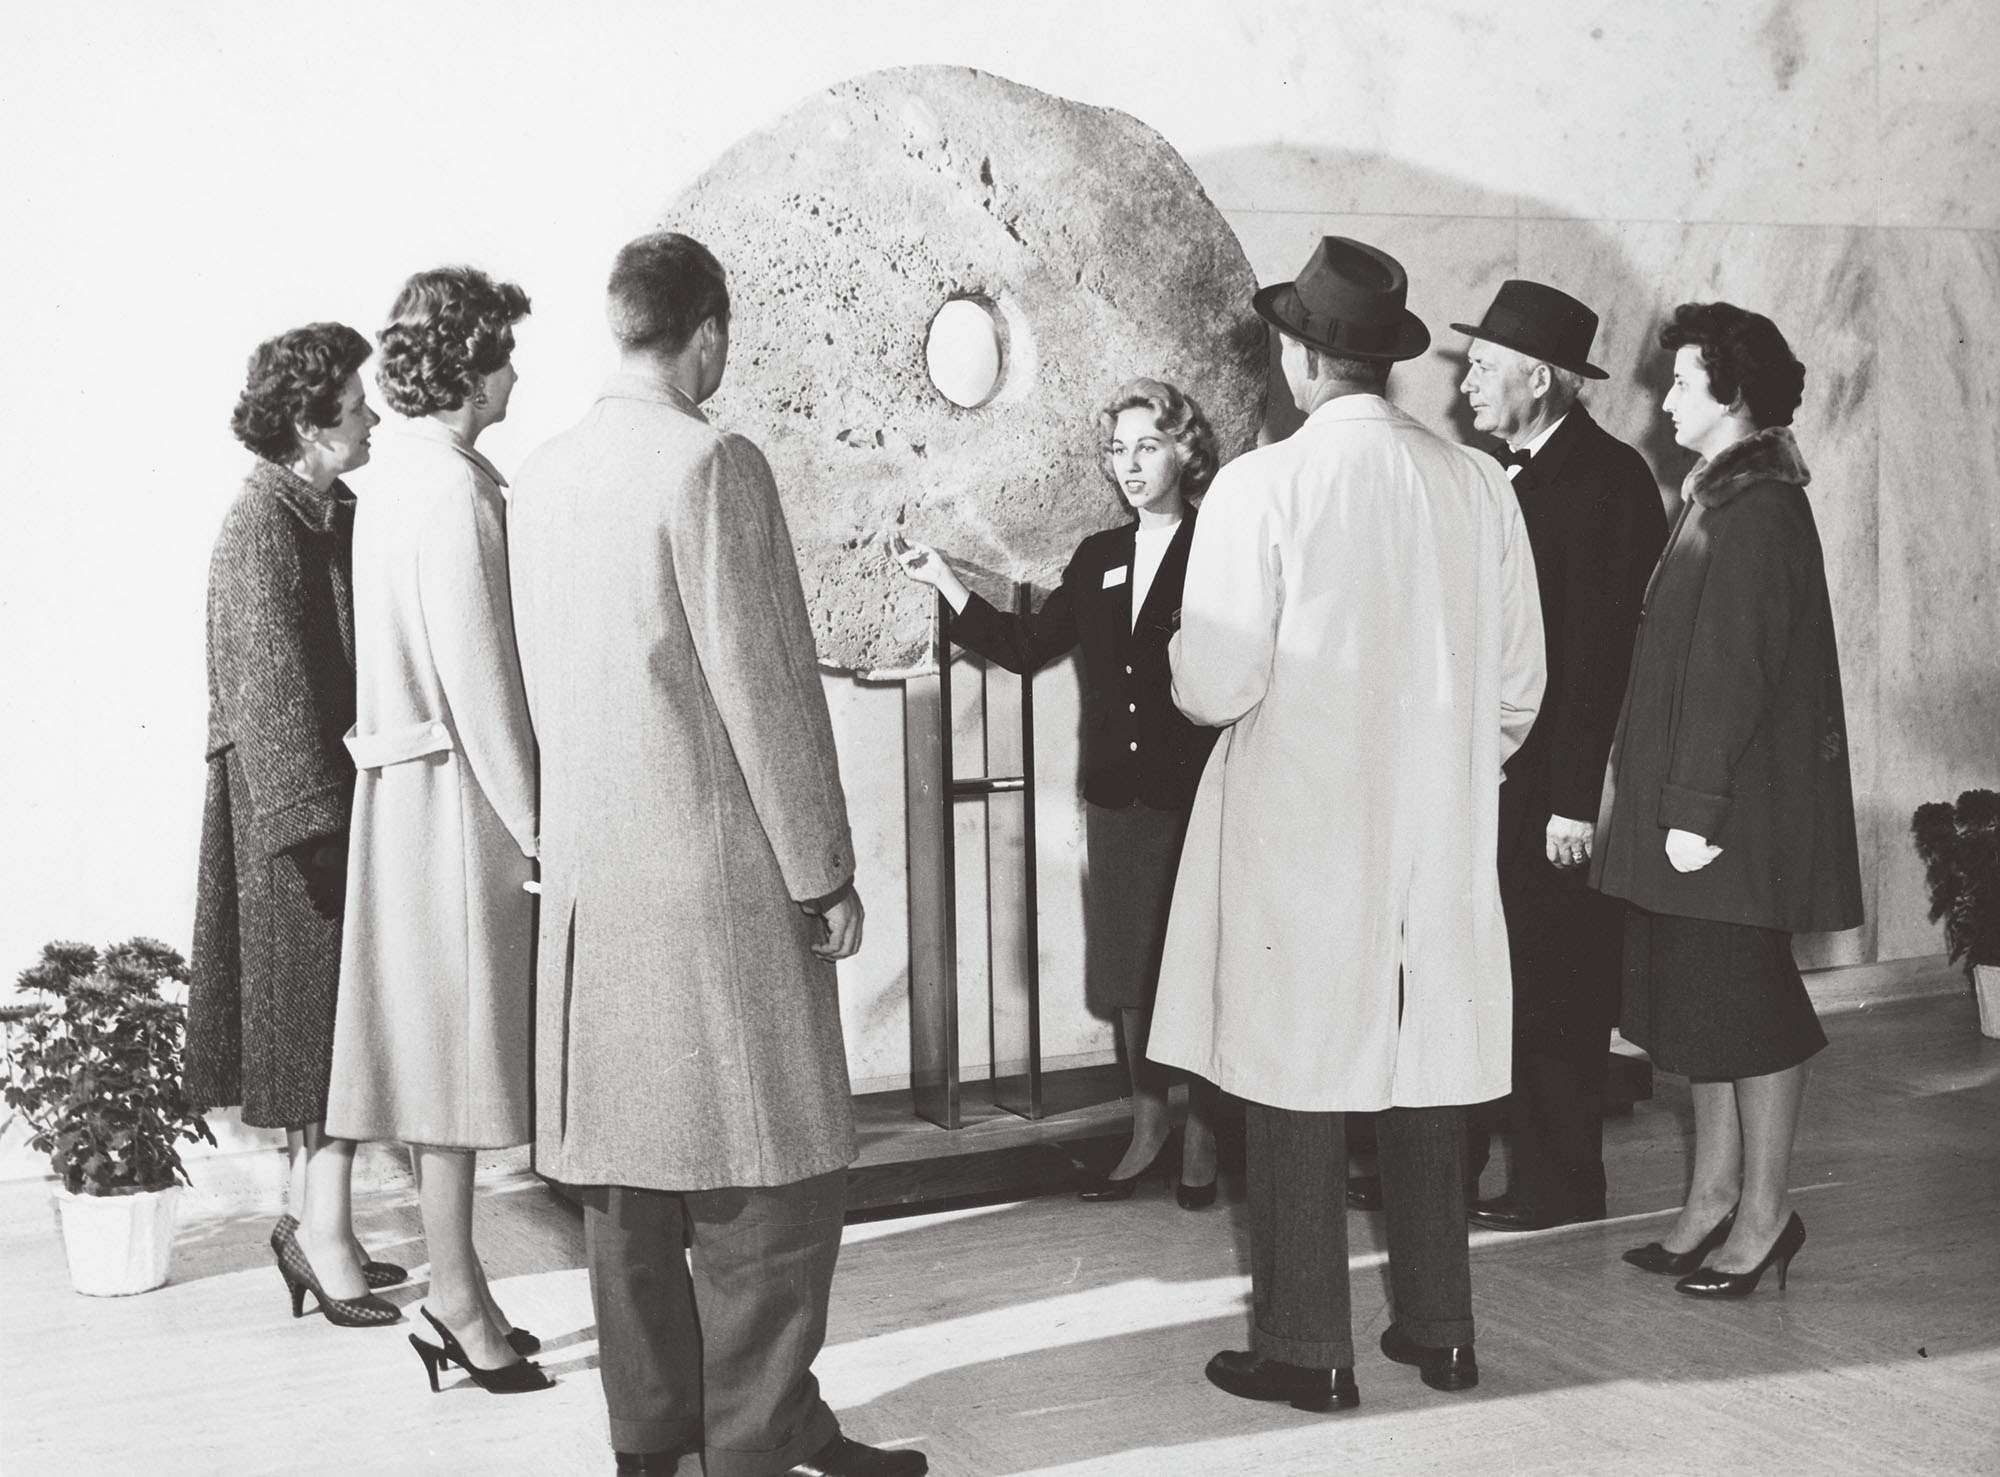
[1146,394,1546,1111]
[508,375,857,1192]
[326,419,538,1148]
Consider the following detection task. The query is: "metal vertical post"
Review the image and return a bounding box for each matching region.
[904,593,960,1128]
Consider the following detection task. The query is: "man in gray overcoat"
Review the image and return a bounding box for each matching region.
[509,233,925,1477]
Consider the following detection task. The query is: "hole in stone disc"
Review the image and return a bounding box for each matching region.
[925,297,1005,408]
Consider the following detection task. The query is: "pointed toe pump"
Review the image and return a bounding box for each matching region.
[1623,1207,1737,1275]
[1675,1212,1805,1298]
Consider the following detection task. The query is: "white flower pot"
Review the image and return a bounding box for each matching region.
[54,1185,180,1296]
[1975,964,2000,1041]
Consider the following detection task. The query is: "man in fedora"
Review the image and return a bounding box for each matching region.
[1148,237,1545,1407]
[1453,281,1668,1233]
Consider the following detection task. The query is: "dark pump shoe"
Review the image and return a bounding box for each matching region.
[1379,1323,1479,1392]
[1467,1193,1606,1232]
[782,1434,929,1476]
[1623,1207,1737,1275]
[1204,1349,1359,1412]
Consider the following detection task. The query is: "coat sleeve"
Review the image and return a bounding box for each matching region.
[209,499,350,857]
[1496,477,1547,768]
[668,432,856,903]
[1543,450,1667,819]
[1657,487,1808,842]
[417,472,539,858]
[1170,466,1278,727]
[947,554,1082,674]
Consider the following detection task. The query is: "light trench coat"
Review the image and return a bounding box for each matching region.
[326,418,538,1147]
[1146,394,1546,1111]
[508,376,857,1192]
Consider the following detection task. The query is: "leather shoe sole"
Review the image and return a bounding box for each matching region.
[1379,1323,1479,1391]
[1467,1196,1606,1233]
[782,1434,928,1476]
[1205,1349,1358,1412]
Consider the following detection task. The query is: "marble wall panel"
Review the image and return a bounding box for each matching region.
[1509,0,1879,227]
[1877,0,2000,229]
[1872,228,2000,961]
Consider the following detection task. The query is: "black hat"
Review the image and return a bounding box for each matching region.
[1252,237,1430,362]
[1450,280,1609,380]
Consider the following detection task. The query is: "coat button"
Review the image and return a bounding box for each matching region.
[431,723,448,739]
[1129,741,1138,751]
[1128,703,1136,712]
[1125,664,1133,674]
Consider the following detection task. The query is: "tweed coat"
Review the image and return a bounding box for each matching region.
[186,459,357,1128]
[1591,427,1862,933]
[508,374,858,1191]
[324,419,538,1149]
[1146,394,1546,1111]
[1496,404,1668,1061]
[948,511,1218,809]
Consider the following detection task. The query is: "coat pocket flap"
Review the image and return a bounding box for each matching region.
[344,720,455,770]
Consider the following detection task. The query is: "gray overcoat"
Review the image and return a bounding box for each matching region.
[508,374,858,1191]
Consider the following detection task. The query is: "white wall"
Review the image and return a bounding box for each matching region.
[4,0,1995,1085]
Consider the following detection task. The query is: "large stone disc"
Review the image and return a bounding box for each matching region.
[667,65,1267,676]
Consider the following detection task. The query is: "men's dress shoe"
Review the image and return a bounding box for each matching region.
[1204,1349,1359,1412]
[1467,1194,1605,1232]
[782,1434,928,1476]
[1379,1323,1479,1392]
[1344,1174,1383,1211]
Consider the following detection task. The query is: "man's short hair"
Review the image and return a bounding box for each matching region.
[607,232,730,355]
[1544,362,1584,409]
[1306,344,1391,389]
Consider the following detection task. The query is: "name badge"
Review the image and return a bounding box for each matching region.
[1102,567,1128,589]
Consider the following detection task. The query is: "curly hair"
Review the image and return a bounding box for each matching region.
[607,232,729,355]
[230,323,374,462]
[1659,302,1806,429]
[1095,378,1220,500]
[375,266,532,417]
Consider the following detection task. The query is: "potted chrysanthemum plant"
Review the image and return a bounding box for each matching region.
[1911,789,2000,1038]
[2,939,215,1293]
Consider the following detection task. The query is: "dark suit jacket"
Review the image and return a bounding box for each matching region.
[1495,403,1668,1053]
[949,512,1218,810]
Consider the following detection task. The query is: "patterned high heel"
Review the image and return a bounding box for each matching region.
[1622,1206,1737,1275]
[409,1307,553,1394]
[272,1214,407,1289]
[274,1223,402,1327]
[1675,1212,1806,1298]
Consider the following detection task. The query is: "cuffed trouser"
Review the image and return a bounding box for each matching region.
[1246,1100,1474,1370]
[579,1170,846,1477]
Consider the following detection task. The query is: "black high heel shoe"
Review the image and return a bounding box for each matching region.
[1674,1212,1806,1298]
[409,1307,554,1394]
[1079,1133,1179,1202]
[1175,1177,1218,1210]
[1622,1206,1737,1275]
[274,1226,402,1327]
[271,1214,407,1289]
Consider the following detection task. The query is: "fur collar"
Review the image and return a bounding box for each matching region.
[1686,426,1811,510]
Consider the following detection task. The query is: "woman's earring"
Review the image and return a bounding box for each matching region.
[474,388,489,409]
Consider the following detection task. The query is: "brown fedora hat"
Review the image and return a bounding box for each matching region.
[1252,236,1430,362]
[1451,280,1608,379]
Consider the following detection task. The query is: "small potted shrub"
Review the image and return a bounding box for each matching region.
[3,938,215,1294]
[1911,789,2000,1038]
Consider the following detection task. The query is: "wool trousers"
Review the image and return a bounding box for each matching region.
[580,1170,845,1477]
[1246,1100,1474,1369]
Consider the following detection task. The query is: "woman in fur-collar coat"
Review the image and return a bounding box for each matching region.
[1592,303,1860,1301]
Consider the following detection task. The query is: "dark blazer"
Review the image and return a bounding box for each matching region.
[187,459,358,1127]
[1495,403,1668,1053]
[1591,427,1863,934]
[949,511,1218,810]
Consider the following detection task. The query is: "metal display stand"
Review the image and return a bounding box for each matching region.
[903,586,1043,1129]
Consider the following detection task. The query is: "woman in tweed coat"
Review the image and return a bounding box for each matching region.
[891,379,1224,1206]
[188,322,403,1325]
[325,267,548,1389]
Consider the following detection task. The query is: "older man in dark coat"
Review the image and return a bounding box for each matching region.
[1451,282,1668,1231]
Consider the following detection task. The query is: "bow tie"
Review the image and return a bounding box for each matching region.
[1499,445,1533,471]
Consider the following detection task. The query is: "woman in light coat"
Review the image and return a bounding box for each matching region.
[325,267,549,1392]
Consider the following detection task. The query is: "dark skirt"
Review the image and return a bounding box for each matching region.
[1620,905,1826,1080]
[1082,800,1189,1015]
